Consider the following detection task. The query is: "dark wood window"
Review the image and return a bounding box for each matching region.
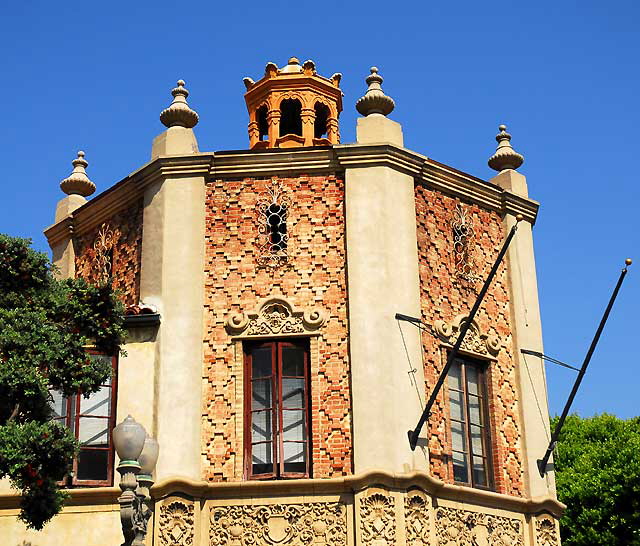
[447,356,492,489]
[50,353,117,487]
[244,339,310,479]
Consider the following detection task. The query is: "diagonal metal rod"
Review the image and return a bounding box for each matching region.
[408,216,522,451]
[520,349,581,372]
[395,313,431,332]
[537,259,632,476]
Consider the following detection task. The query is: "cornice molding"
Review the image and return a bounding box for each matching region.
[43,145,539,246]
[149,469,564,517]
[211,147,340,178]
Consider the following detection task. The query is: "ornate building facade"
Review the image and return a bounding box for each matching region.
[0,57,563,544]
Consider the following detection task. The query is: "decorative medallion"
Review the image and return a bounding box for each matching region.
[225,297,325,337]
[435,506,524,546]
[535,516,560,546]
[360,492,396,546]
[434,314,501,358]
[257,178,292,269]
[451,203,482,283]
[209,501,347,545]
[93,222,120,282]
[159,501,195,546]
[405,492,431,545]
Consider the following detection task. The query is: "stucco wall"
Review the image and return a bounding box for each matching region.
[415,185,525,496]
[202,174,351,480]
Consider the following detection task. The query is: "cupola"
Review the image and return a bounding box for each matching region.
[243,57,343,149]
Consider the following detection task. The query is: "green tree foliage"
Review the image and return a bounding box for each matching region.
[553,413,640,545]
[0,235,125,530]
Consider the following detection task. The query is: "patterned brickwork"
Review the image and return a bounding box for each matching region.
[203,175,351,481]
[415,185,524,496]
[74,200,144,307]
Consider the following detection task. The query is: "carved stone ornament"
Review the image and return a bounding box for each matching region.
[225,297,326,337]
[159,501,195,546]
[405,492,431,545]
[93,222,120,282]
[209,501,347,545]
[360,492,396,546]
[535,516,560,546]
[60,150,96,197]
[451,203,482,283]
[435,506,524,546]
[434,314,501,358]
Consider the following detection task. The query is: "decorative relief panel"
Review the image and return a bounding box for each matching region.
[209,502,347,545]
[159,501,195,546]
[93,223,121,282]
[225,296,326,337]
[535,516,560,546]
[435,507,523,546]
[360,493,396,546]
[434,314,501,358]
[404,492,431,545]
[451,203,482,283]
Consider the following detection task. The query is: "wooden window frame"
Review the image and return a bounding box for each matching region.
[447,355,494,491]
[53,352,118,488]
[243,339,311,480]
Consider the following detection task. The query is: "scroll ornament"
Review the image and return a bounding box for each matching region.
[225,297,325,337]
[435,506,524,546]
[209,502,347,545]
[434,314,501,357]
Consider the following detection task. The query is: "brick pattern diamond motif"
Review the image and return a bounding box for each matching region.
[415,186,524,496]
[203,175,352,481]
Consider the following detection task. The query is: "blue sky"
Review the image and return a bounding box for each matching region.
[1,1,637,418]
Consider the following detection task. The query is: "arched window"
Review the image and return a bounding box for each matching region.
[257,105,268,141]
[314,103,330,139]
[279,99,302,137]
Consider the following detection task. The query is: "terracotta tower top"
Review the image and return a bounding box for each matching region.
[243,57,343,149]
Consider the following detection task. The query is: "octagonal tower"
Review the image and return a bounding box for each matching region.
[243,57,343,149]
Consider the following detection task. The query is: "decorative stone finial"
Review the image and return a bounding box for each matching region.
[159,79,199,129]
[60,151,96,197]
[280,57,303,74]
[488,124,524,172]
[356,67,395,117]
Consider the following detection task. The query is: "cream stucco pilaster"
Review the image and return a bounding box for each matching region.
[492,169,554,497]
[342,116,427,474]
[139,172,206,481]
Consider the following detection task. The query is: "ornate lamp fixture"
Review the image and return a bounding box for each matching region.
[113,415,160,546]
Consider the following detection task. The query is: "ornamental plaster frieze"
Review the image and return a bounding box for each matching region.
[146,471,565,518]
[434,314,502,358]
[225,296,326,338]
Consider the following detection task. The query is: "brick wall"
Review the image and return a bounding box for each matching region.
[415,186,524,496]
[203,175,352,481]
[74,199,143,307]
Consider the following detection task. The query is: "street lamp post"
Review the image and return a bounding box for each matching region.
[113,415,160,546]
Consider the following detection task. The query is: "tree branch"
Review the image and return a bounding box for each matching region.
[7,403,20,422]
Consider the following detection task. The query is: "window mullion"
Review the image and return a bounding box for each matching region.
[274,342,282,478]
[462,361,474,487]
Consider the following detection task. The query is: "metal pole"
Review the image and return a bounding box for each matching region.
[408,215,522,450]
[537,259,632,476]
